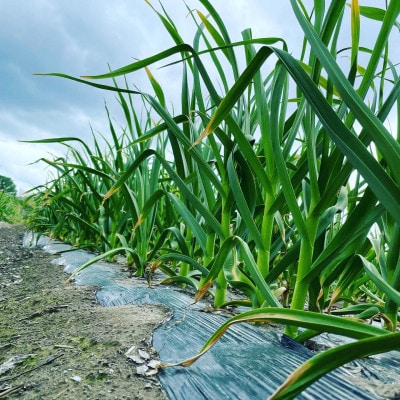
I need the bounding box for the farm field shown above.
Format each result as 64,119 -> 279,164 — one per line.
2,1 -> 400,398
0,224 -> 168,399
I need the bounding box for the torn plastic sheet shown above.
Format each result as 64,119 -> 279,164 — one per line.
25,233 -> 400,399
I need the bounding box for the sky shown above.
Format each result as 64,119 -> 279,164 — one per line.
0,0 -> 388,193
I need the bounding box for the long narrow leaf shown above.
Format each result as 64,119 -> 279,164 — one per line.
270,332 -> 400,400
160,307 -> 387,369
360,255 -> 400,304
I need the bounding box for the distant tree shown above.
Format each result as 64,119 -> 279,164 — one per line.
0,175 -> 17,196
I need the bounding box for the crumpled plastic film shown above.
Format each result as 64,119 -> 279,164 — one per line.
97,286 -> 378,399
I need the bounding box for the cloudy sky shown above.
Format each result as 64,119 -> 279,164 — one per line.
0,0 -> 385,193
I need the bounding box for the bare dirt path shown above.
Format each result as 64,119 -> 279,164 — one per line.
0,223 -> 169,399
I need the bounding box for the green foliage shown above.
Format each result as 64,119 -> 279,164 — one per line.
0,176 -> 26,224
0,191 -> 24,224
27,0 -> 400,397
0,175 -> 17,196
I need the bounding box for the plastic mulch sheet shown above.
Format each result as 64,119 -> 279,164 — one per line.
25,233 -> 400,400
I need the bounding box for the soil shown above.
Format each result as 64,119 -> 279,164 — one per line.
0,223 -> 170,399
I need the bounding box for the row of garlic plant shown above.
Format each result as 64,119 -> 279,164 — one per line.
26,91 -> 173,276
26,1 -> 400,397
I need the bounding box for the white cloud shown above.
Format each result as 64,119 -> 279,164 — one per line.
0,137 -> 58,193
0,106 -> 114,192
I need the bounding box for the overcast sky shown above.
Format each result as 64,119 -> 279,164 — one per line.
0,0 -> 387,193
